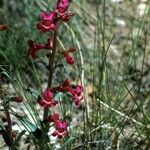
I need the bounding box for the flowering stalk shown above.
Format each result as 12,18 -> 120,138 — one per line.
27,0 -> 83,145
42,32 -> 58,145
44,31 -> 57,121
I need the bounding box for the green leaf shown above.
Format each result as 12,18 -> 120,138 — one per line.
0,125 -> 4,130
12,130 -> 26,150
16,115 -> 37,132
26,88 -> 40,99
60,137 -> 75,149
0,70 -> 11,80
22,117 -> 37,131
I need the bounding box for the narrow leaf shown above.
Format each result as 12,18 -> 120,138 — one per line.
60,137 -> 75,149
12,130 -> 26,149
26,88 -> 40,99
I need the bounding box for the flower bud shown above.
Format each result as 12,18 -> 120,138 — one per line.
0,24 -> 8,31
11,96 -> 23,103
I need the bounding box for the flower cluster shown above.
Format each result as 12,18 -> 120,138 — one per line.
62,47 -> 76,65
27,0 -> 83,139
38,79 -> 83,139
38,89 -> 58,107
38,78 -> 83,108
27,0 -> 75,60
52,79 -> 83,106
47,113 -> 68,138
37,0 -> 74,32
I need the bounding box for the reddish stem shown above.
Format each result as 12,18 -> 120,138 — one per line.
0,77 -> 12,148
43,31 -> 57,121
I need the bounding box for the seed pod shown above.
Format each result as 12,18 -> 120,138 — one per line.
11,96 -> 23,103
0,24 -> 8,31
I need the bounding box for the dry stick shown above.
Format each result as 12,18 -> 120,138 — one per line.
111,129 -> 120,150
90,99 -> 147,135
0,76 -> 12,149
98,99 -> 145,127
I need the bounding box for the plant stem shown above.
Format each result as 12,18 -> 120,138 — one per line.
43,31 -> 57,121
0,76 -> 12,150
40,31 -> 57,149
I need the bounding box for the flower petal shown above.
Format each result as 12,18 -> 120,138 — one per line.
36,21 -> 57,32
56,0 -> 69,13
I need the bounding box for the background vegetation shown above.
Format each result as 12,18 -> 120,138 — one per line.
0,0 -> 150,149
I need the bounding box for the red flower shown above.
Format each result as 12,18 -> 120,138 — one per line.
62,47 -> 76,65
11,131 -> 17,138
27,40 -> 45,59
47,113 -> 68,138
45,38 -> 53,49
56,0 -> 69,14
73,85 -> 83,96
60,12 -> 74,22
11,96 -> 23,103
54,120 -> 68,132
27,38 -> 53,59
71,85 -> 83,106
38,89 -> 58,107
62,51 -> 75,65
52,79 -> 70,93
36,20 -> 58,32
36,1 -> 73,32
63,82 -> 83,106
63,84 -> 74,94
73,95 -> 83,106
53,79 -> 83,106
68,47 -> 76,52
37,11 -> 59,32
0,24 -> 8,31
47,113 -> 60,122
52,130 -> 68,139
40,11 -> 58,21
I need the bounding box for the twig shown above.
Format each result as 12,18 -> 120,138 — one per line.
97,99 -> 145,127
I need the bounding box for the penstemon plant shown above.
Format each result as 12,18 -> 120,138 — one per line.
27,0 -> 83,148
0,0 -> 83,149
